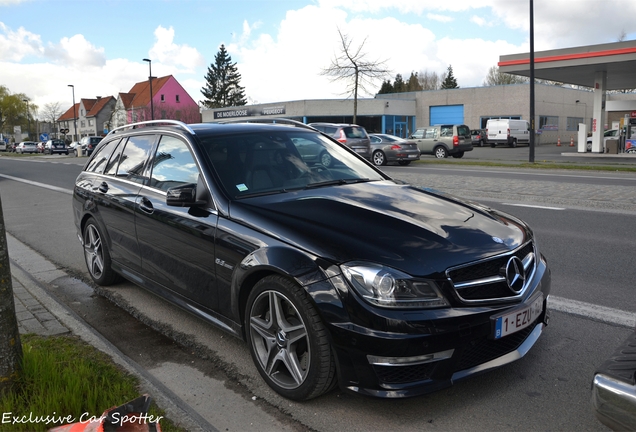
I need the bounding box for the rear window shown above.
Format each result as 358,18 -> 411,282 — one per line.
456,125 -> 470,137
51,140 -> 65,146
343,127 -> 367,139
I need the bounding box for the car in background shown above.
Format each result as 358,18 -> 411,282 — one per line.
7,143 -> 17,152
45,139 -> 69,155
0,141 -> 6,152
409,124 -> 473,158
78,136 -> 103,156
591,327 -> 636,430
73,119 -> 550,402
368,133 -> 420,166
37,142 -> 45,153
16,141 -> 38,154
586,129 -> 620,152
471,129 -> 487,147
307,122 -> 372,160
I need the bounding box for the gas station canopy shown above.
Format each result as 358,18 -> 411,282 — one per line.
498,40 -> 636,91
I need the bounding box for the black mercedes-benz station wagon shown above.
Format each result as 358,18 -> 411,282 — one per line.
73,119 -> 551,401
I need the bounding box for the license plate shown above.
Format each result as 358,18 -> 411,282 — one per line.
354,148 -> 365,153
493,293 -> 543,339
408,154 -> 418,158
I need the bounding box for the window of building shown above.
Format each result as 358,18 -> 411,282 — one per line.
88,119 -> 94,126
161,94 -> 165,102
81,109 -> 85,116
539,115 -> 559,130
81,121 -> 86,127
161,110 -> 167,119
176,95 -> 180,103
566,117 -> 583,131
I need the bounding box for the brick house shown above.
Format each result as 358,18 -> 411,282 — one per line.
112,75 -> 200,129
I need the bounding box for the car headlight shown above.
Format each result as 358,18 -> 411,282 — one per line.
341,262 -> 449,309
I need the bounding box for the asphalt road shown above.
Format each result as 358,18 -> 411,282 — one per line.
1,151 -> 635,431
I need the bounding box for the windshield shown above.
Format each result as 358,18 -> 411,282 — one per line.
200,130 -> 386,199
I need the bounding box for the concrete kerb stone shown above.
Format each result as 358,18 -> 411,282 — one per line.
6,232 -> 216,432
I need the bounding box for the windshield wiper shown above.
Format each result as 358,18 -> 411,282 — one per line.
304,178 -> 371,189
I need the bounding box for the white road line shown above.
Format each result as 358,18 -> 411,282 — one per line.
0,174 -> 73,195
549,295 -> 635,328
502,203 -> 565,210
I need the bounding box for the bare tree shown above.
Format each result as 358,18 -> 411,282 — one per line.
483,66 -> 529,86
321,28 -> 391,123
0,194 -> 22,395
40,102 -> 63,124
418,70 -> 441,90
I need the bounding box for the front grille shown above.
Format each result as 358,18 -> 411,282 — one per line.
455,321 -> 536,371
447,242 -> 535,303
373,363 -> 437,385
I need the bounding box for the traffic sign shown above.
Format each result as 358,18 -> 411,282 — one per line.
40,133 -> 49,141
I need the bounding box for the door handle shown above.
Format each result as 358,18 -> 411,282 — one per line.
138,197 -> 154,214
97,182 -> 108,193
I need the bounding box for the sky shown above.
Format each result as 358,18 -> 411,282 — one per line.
2,0 -> 636,117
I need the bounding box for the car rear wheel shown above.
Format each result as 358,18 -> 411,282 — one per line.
245,275 -> 337,401
510,139 -> 518,148
372,150 -> 386,166
434,146 -> 448,158
452,151 -> 465,159
82,218 -> 121,286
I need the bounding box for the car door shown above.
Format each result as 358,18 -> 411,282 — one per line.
134,134 -> 219,310
413,127 -> 437,154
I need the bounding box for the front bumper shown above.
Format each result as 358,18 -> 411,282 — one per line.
591,329 -> 636,431
320,254 -> 551,398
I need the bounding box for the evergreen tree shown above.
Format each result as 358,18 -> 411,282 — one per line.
441,65 -> 459,89
376,80 -> 394,95
406,72 -> 423,92
201,45 -> 247,108
393,74 -> 406,93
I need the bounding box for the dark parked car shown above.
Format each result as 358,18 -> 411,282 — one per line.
471,129 -> 487,147
368,133 -> 420,166
307,122 -> 372,160
77,136 -> 103,156
45,139 -> 69,155
73,119 -> 551,401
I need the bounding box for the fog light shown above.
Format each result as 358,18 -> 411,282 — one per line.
367,349 -> 454,366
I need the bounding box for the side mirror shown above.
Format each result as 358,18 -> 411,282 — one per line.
166,183 -> 198,207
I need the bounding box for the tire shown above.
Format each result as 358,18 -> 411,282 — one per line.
479,139 -> 485,147
319,151 -> 333,168
490,143 -> 496,148
372,150 -> 386,166
397,160 -> 411,166
434,146 -> 448,159
452,151 -> 465,159
245,275 -> 337,401
510,139 -> 517,148
82,218 -> 122,286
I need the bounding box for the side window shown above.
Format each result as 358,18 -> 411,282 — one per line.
440,126 -> 453,137
116,135 -> 155,183
85,139 -> 122,174
149,135 -> 199,192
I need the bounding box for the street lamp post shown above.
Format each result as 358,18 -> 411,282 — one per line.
22,99 -> 31,141
142,58 -> 154,120
68,85 -> 77,141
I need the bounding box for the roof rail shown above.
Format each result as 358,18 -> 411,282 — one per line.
107,120 -> 195,136
218,118 -> 317,131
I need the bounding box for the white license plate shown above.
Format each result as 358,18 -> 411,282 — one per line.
493,293 -> 543,339
408,154 -> 418,158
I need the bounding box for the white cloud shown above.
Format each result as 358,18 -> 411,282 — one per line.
0,22 -> 42,61
148,25 -> 206,72
43,34 -> 106,67
426,13 -> 453,23
470,15 -> 487,27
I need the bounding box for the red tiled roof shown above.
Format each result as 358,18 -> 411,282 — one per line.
118,93 -> 136,110
128,75 -> 172,108
87,96 -> 114,117
58,103 -> 80,121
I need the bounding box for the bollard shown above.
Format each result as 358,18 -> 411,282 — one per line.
557,137 -> 561,146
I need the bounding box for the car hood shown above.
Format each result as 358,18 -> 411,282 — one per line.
231,181 -> 530,277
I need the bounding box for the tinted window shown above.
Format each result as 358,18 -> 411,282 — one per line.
149,136 -> 199,192
457,125 -> 470,137
343,127 -> 367,139
87,139 -> 122,174
115,135 -> 155,183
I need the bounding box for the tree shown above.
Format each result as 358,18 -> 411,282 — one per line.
40,102 -> 63,125
483,66 -> 530,86
406,72 -> 423,92
321,28 -> 391,124
440,65 -> 459,89
0,86 -> 30,139
0,194 -> 22,395
393,74 -> 406,93
418,69 -> 441,90
376,80 -> 394,95
201,44 -> 247,108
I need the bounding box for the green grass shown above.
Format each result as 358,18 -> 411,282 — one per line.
0,334 -> 184,432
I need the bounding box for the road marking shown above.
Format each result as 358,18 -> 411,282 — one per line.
549,295 -> 635,328
0,173 -> 73,195
502,203 -> 565,210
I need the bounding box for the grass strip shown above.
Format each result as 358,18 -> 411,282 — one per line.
0,334 -> 184,432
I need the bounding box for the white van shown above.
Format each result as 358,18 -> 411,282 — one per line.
486,119 -> 530,147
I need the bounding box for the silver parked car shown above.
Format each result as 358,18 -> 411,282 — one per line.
369,134 -> 420,166
307,122 -> 372,160
16,141 -> 38,154
410,124 -> 473,159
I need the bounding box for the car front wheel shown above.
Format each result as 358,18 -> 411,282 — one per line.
372,150 -> 386,166
452,151 -> 465,158
434,146 -> 448,158
245,275 -> 337,401
82,218 -> 121,286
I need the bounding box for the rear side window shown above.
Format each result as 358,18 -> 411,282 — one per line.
85,139 -> 122,174
456,125 -> 470,137
105,134 -> 155,183
323,126 -> 338,135
343,127 -> 367,139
